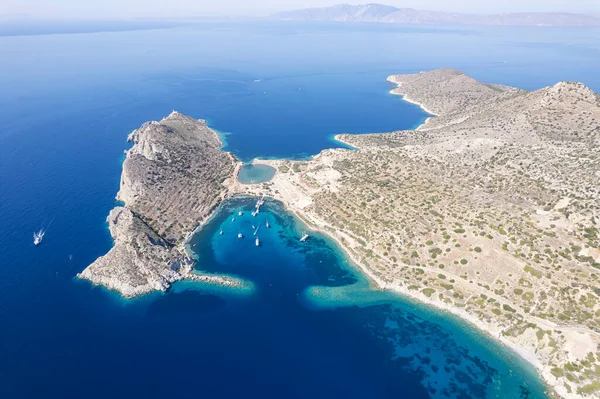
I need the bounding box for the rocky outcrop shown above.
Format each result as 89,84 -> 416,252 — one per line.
77,207 -> 188,298
78,112 -> 236,298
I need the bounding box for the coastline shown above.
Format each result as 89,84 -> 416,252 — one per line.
181,158 -> 243,253
227,184 -> 553,395
285,201 -> 544,366
386,75 -> 438,128
242,77 -> 559,396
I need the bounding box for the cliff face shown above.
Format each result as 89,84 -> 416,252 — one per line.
78,207 -> 184,298
78,112 -> 236,298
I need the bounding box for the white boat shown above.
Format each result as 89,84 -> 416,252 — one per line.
238,232 -> 243,239
255,237 -> 260,247
219,230 -> 224,235
33,229 -> 45,246
238,211 -> 243,216
300,232 -> 309,242
266,220 -> 270,228
231,217 -> 235,222
253,196 -> 265,216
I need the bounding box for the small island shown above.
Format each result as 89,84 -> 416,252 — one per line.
80,70 -> 600,398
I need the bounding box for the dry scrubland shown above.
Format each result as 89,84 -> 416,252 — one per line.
240,70 -> 600,398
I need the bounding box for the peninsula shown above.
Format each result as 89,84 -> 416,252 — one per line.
78,112 -> 240,297
80,70 -> 600,398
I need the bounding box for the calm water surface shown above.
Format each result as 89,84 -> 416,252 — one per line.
2,21 -> 599,398
237,164 -> 277,183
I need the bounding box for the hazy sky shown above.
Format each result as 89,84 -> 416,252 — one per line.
2,0 -> 600,19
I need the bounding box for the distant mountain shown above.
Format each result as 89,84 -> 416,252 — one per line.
273,3 -> 600,27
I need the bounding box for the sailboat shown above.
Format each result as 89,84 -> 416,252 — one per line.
265,219 -> 270,228
33,229 -> 45,246
255,236 -> 260,247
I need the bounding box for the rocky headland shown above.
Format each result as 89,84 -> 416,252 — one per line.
78,112 -> 238,297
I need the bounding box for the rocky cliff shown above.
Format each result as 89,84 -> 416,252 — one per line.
78,112 -> 236,298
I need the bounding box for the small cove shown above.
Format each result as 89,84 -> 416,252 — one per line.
185,197 -> 549,399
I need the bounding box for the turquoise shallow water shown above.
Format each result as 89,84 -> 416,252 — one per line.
2,20 -> 598,398
186,198 -> 548,398
237,164 -> 277,184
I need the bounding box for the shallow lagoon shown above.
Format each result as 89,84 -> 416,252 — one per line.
186,197 -> 548,398
237,163 -> 277,184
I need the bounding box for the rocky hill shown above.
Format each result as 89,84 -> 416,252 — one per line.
78,112 -> 236,297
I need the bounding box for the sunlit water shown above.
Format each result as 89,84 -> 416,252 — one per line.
2,20 -> 599,398
185,198 -> 547,398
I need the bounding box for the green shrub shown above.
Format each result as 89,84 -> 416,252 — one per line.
502,304 -> 516,313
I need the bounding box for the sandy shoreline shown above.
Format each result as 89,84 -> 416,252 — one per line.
284,199 -> 543,363
243,77 -> 561,396
232,181 -> 554,396
186,77 -> 577,397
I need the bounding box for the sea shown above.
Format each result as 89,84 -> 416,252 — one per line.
1,20 -> 599,398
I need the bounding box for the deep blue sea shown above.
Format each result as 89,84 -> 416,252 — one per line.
1,21 -> 600,398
